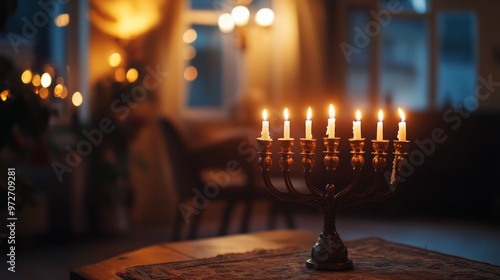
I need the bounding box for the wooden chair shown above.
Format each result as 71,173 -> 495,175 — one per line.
159,118 -> 295,241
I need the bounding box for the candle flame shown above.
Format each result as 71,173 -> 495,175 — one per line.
378,109 -> 383,122
262,109 -> 268,121
355,110 -> 361,121
307,107 -> 312,120
329,104 -> 335,119
284,108 -> 289,121
398,107 -> 405,122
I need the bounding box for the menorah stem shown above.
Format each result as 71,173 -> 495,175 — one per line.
306,217 -> 353,271
323,137 -> 340,198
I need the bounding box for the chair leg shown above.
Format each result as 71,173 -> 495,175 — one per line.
187,210 -> 202,240
171,210 -> 184,241
240,198 -> 253,233
267,201 -> 279,230
218,200 -> 237,236
282,203 -> 296,229
267,201 -> 296,230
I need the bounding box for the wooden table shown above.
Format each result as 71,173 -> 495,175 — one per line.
70,229 -> 318,280
71,229 -> 500,280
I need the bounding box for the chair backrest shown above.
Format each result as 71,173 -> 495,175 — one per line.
158,118 -> 202,199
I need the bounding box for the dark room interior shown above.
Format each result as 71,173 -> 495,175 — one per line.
1,0 -> 500,279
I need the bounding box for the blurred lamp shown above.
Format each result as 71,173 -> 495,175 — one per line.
218,4 -> 274,48
218,13 -> 235,33
255,8 -> 274,27
231,6 -> 250,26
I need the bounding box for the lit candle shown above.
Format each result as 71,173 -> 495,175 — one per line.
352,110 -> 361,140
377,109 -> 384,141
327,104 -> 335,138
283,108 -> 290,139
261,109 -> 270,140
305,107 -> 312,140
397,108 -> 406,141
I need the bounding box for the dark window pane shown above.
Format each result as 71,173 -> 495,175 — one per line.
187,24 -> 223,108
190,0 -> 216,10
380,0 -> 429,14
437,12 -> 477,108
345,9 -> 370,109
379,18 -> 429,110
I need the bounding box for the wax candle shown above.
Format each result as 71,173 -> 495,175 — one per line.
261,109 -> 270,140
305,107 -> 312,140
397,108 -> 406,141
352,110 -> 361,140
327,104 -> 335,138
283,108 -> 290,139
377,109 -> 383,141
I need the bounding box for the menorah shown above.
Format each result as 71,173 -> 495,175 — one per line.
257,136 -> 410,271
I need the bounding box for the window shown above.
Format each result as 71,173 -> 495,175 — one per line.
345,10 -> 371,110
344,0 -> 478,112
379,18 -> 429,110
182,1 -> 240,119
185,24 -> 223,108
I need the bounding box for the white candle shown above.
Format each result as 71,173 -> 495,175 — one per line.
261,109 -> 270,140
327,104 -> 335,138
352,110 -> 361,140
305,107 -> 312,140
283,108 -> 290,139
397,108 -> 406,141
377,109 -> 383,141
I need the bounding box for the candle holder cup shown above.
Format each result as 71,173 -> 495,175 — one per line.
257,137 -> 410,271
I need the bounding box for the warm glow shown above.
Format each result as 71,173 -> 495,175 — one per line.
183,66 -> 198,81
356,110 -> 361,121
183,46 -> 196,60
21,69 -> 32,84
60,85 -> 68,99
39,87 -> 49,99
262,109 -> 268,121
108,52 -> 122,68
114,68 -> 126,82
32,74 -> 41,87
1,89 -> 10,101
54,13 -> 70,27
54,84 -> 63,97
378,110 -> 384,122
43,65 -> 55,77
398,108 -> 405,122
183,29 -> 197,43
89,0 -> 164,40
284,108 -> 289,120
56,76 -> 64,85
218,13 -> 235,33
72,91 -> 83,107
41,72 -> 52,88
329,104 -> 335,118
255,8 -> 274,27
126,68 -> 139,83
307,107 -> 312,120
231,5 -> 250,26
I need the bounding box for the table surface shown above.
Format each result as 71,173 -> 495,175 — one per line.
70,229 -> 318,280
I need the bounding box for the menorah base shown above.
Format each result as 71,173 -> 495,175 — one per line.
306,258 -> 353,271
304,228 -> 354,271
